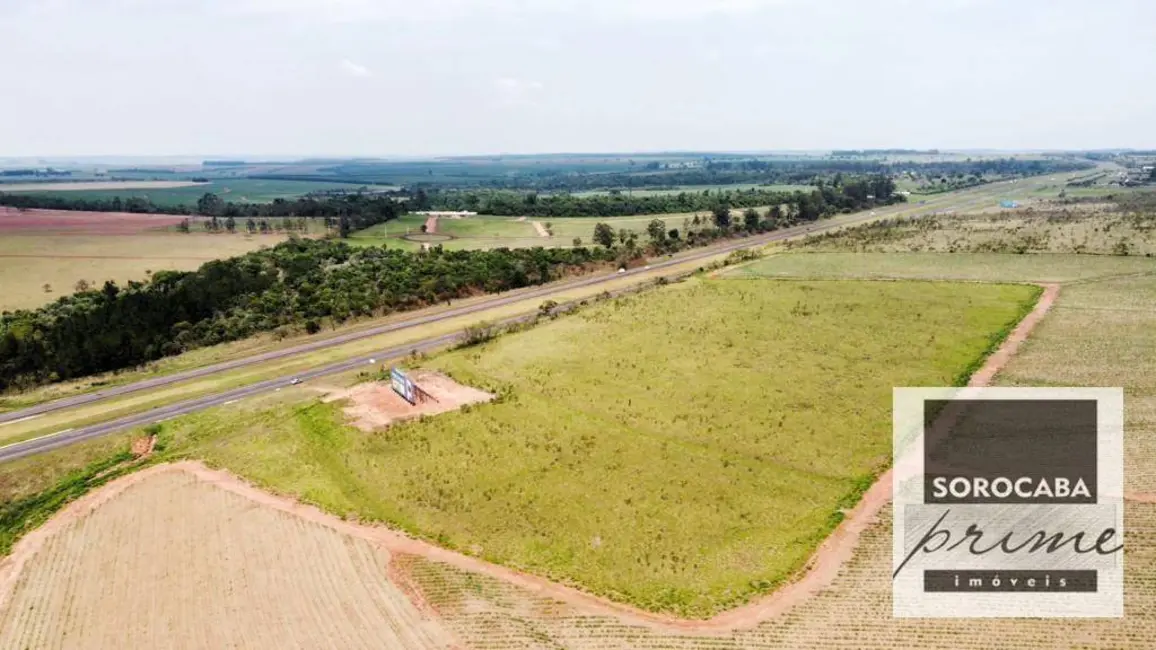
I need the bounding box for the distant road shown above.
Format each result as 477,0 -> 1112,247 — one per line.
0,176 -> 1072,463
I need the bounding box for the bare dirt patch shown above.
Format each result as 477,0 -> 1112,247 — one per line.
0,207 -> 185,234
424,215 -> 439,234
531,220 -> 550,237
325,371 -> 495,432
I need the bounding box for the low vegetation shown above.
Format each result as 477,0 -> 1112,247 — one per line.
142,277 -> 1036,617
790,191 -> 1156,256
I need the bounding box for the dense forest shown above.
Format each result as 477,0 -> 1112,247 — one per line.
422,175 -> 903,218
0,241 -> 615,390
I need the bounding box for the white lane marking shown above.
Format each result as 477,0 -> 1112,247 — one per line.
0,428 -> 75,451
0,413 -> 45,427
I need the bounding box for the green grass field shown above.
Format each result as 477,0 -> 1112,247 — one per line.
7,179 -> 397,206
150,277 -> 1035,617
568,184 -> 812,198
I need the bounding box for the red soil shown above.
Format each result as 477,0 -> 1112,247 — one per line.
0,207 -> 186,234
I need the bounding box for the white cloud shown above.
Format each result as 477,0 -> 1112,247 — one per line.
339,59 -> 372,77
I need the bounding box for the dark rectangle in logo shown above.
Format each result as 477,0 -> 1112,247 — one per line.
924,570 -> 1097,592
924,399 -> 1097,504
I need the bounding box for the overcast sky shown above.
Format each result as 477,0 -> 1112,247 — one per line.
1,0 -> 1154,157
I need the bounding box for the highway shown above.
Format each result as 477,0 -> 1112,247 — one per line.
0,175 -> 1073,463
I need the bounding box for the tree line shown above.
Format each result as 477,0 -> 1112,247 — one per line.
424,175 -> 902,218
0,240 -> 615,390
0,192 -> 403,237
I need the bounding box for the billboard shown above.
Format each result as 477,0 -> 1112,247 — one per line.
390,367 -> 417,405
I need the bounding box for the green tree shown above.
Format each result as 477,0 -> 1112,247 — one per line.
196,192 -> 225,217
646,219 -> 667,245
176,219 -> 190,233
593,222 -> 615,248
742,208 -> 760,231
225,216 -> 236,233
768,205 -> 783,224
712,204 -> 732,229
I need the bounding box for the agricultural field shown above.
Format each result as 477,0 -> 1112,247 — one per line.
138,277 -> 1037,618
0,466 -> 454,649
7,249 -> 1156,647
789,191 -> 1156,256
0,224 -> 285,313
3,178 -> 397,206
0,180 -> 206,192
568,183 -> 813,197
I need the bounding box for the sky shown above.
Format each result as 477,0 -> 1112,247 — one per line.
1,0 -> 1154,157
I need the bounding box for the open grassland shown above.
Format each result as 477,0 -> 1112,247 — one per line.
0,233 -> 283,312
393,501 -> 1156,649
732,251 -> 1156,283
791,192 -> 1156,256
350,213 -> 711,251
5,178 -> 398,205
0,468 -> 453,650
143,278 -> 1036,618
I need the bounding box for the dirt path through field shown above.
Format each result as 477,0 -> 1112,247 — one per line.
424,216 -> 438,234
531,221 -> 550,237
0,284 -> 1065,635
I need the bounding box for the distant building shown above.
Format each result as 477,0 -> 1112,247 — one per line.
413,211 -> 478,217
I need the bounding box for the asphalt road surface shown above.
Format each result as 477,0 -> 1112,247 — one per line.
0,177 -> 1072,463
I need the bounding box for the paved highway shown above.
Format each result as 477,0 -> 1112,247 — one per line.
0,176 -> 1071,463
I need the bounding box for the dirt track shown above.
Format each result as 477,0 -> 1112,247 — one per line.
424,215 -> 438,234
0,283 -> 1068,635
531,220 -> 550,237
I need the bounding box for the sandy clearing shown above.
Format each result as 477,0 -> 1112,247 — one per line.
324,371 -> 494,431
424,215 -> 438,234
531,220 -> 550,237
0,181 -> 206,192
0,464 -> 457,649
